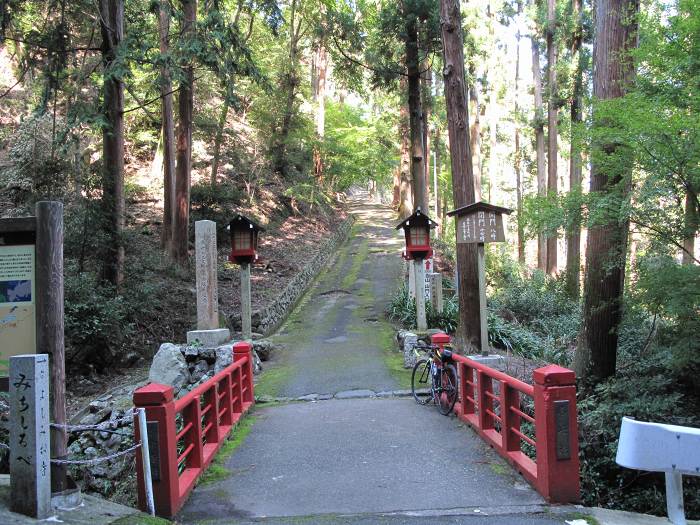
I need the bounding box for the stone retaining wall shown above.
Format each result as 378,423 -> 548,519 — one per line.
230,215 -> 355,335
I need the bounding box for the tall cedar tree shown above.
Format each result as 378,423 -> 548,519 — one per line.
545,0 -> 558,274
173,0 -> 196,265
439,0 -> 483,352
159,0 -> 176,252
576,0 -> 639,379
566,0 -> 584,295
99,0 -> 125,287
531,29 -> 547,270
405,13 -> 427,213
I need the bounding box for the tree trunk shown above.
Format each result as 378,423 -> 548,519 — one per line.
173,0 -> 195,265
434,125 -> 442,224
392,168 -> 401,208
682,190 -> 698,264
532,36 -> 547,271
210,101 -> 229,186
545,0 -> 558,275
566,0 -> 583,295
405,16 -> 427,213
576,0 -> 639,380
468,70 -> 483,198
99,0 -> 125,287
159,0 -> 176,252
486,0 -> 497,202
515,25 -> 525,264
422,63 -> 432,211
398,92 -> 413,219
313,44 -> 327,181
274,0 -> 301,176
440,0 -> 482,353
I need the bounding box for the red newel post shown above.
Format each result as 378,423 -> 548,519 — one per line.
533,365 -> 580,503
133,383 -> 179,518
233,341 -> 254,405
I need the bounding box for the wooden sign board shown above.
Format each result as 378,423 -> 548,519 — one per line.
457,211 -> 505,244
0,218 -> 37,389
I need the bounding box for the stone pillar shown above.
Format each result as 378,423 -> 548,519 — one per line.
195,220 -> 218,330
414,259 -> 427,331
10,354 -> 51,519
408,260 -> 416,300
430,272 -> 443,314
240,262 -> 252,341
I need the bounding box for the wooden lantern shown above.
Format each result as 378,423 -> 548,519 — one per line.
447,201 -> 512,244
396,208 -> 438,260
227,213 -> 264,265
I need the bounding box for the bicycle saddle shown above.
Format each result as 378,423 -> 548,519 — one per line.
440,348 -> 453,361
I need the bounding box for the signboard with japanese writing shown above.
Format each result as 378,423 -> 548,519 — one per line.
457,210 -> 506,244
0,219 -> 37,383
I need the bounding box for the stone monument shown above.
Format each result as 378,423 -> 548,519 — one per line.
187,221 -> 230,347
10,354 -> 51,519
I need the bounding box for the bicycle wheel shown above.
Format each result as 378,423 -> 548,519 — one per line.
436,363 -> 458,415
411,359 -> 432,405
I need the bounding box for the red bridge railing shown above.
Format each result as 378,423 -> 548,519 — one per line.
133,342 -> 255,518
433,334 -> 580,504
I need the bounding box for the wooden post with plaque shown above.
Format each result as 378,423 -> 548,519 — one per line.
448,202 -> 512,355
1,202 -> 67,491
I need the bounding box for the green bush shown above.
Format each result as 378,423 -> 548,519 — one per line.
578,351 -> 700,518
387,282 -> 457,334
64,270 -> 131,369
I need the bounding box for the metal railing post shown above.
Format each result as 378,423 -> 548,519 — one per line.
137,408 -> 155,516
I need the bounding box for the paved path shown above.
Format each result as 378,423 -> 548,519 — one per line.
179,197 -> 574,524
256,198 -> 408,399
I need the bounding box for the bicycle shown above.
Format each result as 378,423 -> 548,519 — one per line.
411,343 -> 458,415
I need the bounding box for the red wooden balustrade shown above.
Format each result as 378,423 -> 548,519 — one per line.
432,333 -> 580,503
133,342 -> 255,518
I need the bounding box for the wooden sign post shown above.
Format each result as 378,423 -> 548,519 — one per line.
448,202 -> 512,356
35,202 -> 68,491
1,202 -> 67,491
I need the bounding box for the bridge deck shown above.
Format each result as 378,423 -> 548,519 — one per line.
178,197 -> 571,524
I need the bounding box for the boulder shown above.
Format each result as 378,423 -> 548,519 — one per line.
184,345 -> 200,360
199,346 -> 217,363
190,360 -> 209,383
149,343 -> 190,393
252,340 -> 278,361
402,332 -> 419,369
214,345 -> 233,374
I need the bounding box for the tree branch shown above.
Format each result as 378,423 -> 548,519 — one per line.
121,75 -> 203,115
630,217 -> 700,264
331,34 -> 406,78
124,84 -> 160,124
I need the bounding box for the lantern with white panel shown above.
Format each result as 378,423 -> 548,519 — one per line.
447,201 -> 512,356
396,208 -> 438,332
227,214 -> 265,340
